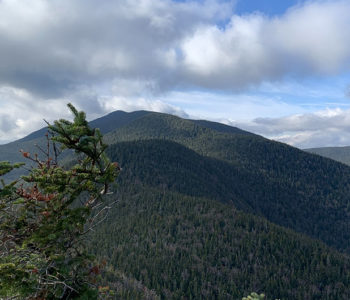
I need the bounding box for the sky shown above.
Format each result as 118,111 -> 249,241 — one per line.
1,0 -> 350,148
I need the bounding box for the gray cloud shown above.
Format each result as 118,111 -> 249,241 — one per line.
0,114 -> 17,132
1,0 -> 350,145
0,0 -> 349,98
0,0 -> 234,98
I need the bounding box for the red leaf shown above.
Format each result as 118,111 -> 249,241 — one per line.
20,150 -> 30,158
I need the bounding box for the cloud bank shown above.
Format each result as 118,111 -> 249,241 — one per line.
0,0 -> 349,95
0,0 -> 234,97
1,0 -> 350,147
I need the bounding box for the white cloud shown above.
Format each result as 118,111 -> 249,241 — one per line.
0,86 -> 71,143
178,0 -> 350,89
234,108 -> 350,148
180,14 -> 269,85
269,1 -> 350,74
165,90 -> 305,120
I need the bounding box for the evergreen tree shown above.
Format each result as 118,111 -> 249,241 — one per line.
0,104 -> 119,299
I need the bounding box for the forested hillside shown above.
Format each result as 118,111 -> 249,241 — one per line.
2,110 -> 350,299
91,185 -> 350,299
105,113 -> 350,253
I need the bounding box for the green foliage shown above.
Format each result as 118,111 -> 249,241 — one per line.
0,161 -> 23,204
242,292 -> 266,300
0,161 -> 24,176
0,104 -> 119,299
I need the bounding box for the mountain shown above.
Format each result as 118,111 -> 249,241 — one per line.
105,112 -> 350,253
2,110 -> 350,299
0,110 -> 253,165
305,146 -> 350,166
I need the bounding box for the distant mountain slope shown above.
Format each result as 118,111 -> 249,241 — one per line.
17,127 -> 49,143
106,113 -> 350,253
305,146 -> 350,166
